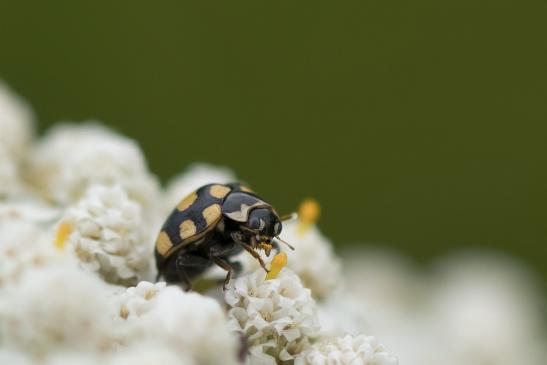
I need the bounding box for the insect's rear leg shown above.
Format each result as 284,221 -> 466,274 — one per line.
177,268 -> 193,292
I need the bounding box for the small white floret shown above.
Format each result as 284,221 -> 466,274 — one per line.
116,281 -> 167,320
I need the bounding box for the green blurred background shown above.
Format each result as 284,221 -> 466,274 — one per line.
1,2 -> 546,285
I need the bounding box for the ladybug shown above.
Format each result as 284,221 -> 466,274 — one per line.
154,182 -> 294,290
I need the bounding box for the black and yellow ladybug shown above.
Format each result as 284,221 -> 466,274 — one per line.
155,182 -> 294,290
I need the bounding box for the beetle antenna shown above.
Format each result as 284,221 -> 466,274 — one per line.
280,213 -> 298,222
275,236 -> 295,250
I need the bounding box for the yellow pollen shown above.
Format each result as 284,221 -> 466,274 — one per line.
54,221 -> 73,251
119,305 -> 129,319
297,198 -> 320,234
266,252 -> 288,280
260,242 -> 273,257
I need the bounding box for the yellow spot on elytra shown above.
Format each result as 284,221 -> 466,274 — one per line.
266,252 -> 288,280
180,219 -> 197,240
210,185 -> 231,199
297,198 -> 320,234
156,231 -> 174,256
54,221 -> 73,251
177,192 -> 197,211
202,204 -> 222,226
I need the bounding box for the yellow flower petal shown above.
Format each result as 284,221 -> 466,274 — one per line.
54,221 -> 73,251
297,198 -> 321,234
266,252 -> 288,280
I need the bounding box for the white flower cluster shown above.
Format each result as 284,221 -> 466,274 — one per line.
297,334 -> 398,365
0,219 -> 59,293
225,266 -> 397,365
342,249 -> 547,365
0,81 -> 34,199
0,81 -> 34,161
116,280 -> 166,320
428,253 -> 546,365
0,80 -> 545,365
281,220 -> 343,300
0,198 -> 61,224
0,269 -> 238,365
62,185 -> 153,285
225,267 -> 321,363
116,282 -> 239,365
25,123 -> 160,210
0,264 -> 115,356
7,79 -> 543,365
104,342 -> 197,365
0,147 -> 21,199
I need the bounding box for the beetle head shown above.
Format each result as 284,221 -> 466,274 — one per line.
244,208 -> 281,255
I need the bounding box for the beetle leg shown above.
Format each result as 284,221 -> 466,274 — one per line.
240,242 -> 270,273
177,268 -> 193,292
230,232 -> 270,273
212,257 -> 235,290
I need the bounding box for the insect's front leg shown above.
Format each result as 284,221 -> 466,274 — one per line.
230,232 -> 269,273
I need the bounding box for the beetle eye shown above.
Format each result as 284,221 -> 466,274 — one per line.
248,216 -> 259,230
